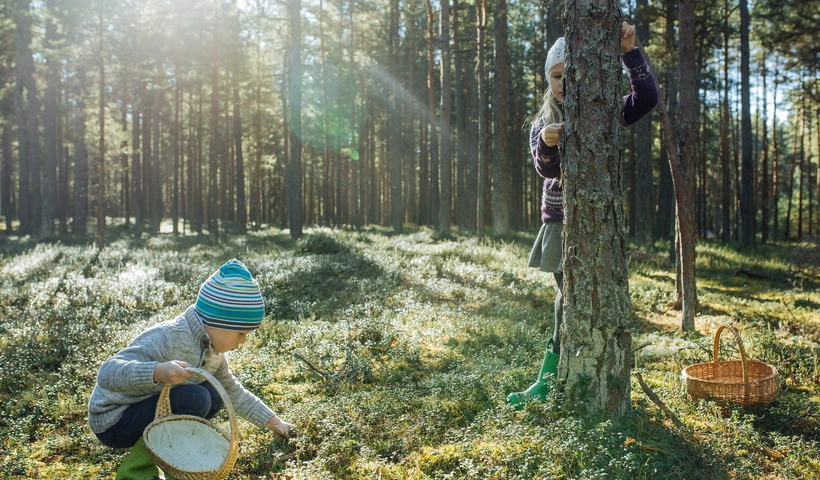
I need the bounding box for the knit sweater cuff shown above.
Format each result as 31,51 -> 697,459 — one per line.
245,403 -> 276,429
133,361 -> 159,389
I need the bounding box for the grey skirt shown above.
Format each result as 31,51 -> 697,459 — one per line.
528,222 -> 563,273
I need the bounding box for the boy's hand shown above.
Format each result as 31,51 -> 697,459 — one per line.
621,21 -> 637,54
266,414 -> 298,439
153,360 -> 193,385
541,123 -> 564,147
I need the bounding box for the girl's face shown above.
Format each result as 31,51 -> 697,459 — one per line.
549,63 -> 565,103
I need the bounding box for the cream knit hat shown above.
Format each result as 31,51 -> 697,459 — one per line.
545,37 -> 566,77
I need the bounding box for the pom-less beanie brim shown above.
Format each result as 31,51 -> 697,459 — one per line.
195,259 -> 265,331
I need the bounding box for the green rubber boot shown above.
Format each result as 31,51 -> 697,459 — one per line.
114,437 -> 159,480
507,339 -> 560,410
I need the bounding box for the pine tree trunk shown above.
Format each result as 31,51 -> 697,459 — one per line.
41,0 -> 59,238
391,0 -> 403,232
151,88 -> 161,236
475,0 -> 487,239
772,64 -> 779,239
133,100 -> 143,237
633,0 -> 653,245
209,48 -> 221,242
425,0 -> 439,227
721,2 -> 730,242
58,82 -> 67,234
14,0 -> 34,234
2,125 -> 12,231
454,0 -> 468,231
560,0 -> 632,414
438,0 -> 452,233
785,98 -> 802,241
760,55 -> 769,243
122,85 -> 130,229
233,82 -> 246,233
73,65 -> 89,235
492,0 -> 511,236
173,64 -> 181,234
675,0 -> 697,331
97,14 -> 106,249
287,0 -> 303,239
739,0 -> 753,246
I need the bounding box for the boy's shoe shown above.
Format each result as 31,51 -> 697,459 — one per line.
115,437 -> 159,480
507,340 -> 560,410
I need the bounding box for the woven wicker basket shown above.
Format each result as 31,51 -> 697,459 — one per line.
143,368 -> 239,480
682,325 -> 778,410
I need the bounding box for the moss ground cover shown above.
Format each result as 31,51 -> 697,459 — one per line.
0,226 -> 817,479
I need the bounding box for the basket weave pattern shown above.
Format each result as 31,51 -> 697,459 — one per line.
143,367 -> 239,480
682,325 -> 778,409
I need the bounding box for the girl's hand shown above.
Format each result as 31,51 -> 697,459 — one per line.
541,123 -> 564,147
266,414 -> 298,439
153,360 -> 192,385
620,21 -> 637,54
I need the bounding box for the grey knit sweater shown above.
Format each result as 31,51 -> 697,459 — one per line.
88,305 -> 275,434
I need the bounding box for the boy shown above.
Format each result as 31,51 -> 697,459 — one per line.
88,259 -> 296,479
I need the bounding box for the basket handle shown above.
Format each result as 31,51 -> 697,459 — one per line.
713,325 -> 750,397
154,367 -> 239,460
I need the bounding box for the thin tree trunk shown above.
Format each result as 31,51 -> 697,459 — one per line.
41,0 -> 59,238
425,0 -> 439,227
287,0 -> 303,239
721,0 -> 730,242
2,125 -> 12,231
771,62 -> 779,240
475,0 -> 487,239
675,0 -> 698,330
14,0 -> 34,234
58,83 -> 67,234
151,88 -> 161,236
133,99 -> 143,237
97,13 -> 106,249
785,99 -> 803,241
391,0 -> 403,232
173,63 -> 181,234
438,0 -> 452,233
760,54 -> 770,242
233,81 -> 246,233
209,39 -> 221,242
633,0 -> 653,245
73,65 -> 89,235
492,0 -> 511,236
739,0 -> 753,246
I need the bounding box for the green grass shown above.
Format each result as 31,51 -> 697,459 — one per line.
0,225 -> 818,479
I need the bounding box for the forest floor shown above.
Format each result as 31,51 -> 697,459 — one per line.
1,224 -> 819,479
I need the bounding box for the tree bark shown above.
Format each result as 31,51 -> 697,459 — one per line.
721,0 -> 730,242
14,0 -> 34,234
73,65 -> 89,235
233,81 -> 246,233
41,0 -> 59,238
391,0 -> 403,232
475,0 -> 487,239
151,88 -> 161,236
739,0 -> 754,246
97,13 -> 106,249
674,0 -> 698,331
287,0 -> 303,239
633,0 -> 654,246
760,54 -> 770,242
492,0 -> 511,236
425,0 -> 439,227
771,62 -> 779,240
560,0 -> 632,414
438,0 -> 452,234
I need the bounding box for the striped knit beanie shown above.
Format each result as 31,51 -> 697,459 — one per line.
195,259 -> 265,331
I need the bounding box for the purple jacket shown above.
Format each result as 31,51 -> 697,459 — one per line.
530,47 -> 659,224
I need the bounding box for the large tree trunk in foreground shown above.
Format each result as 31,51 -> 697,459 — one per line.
560,0 -> 632,414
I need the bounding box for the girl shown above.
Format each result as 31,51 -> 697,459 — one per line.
508,23 -> 658,407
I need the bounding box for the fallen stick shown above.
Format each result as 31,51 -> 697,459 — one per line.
634,372 -> 683,427
292,352 -> 329,379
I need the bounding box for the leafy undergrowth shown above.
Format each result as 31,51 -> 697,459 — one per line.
0,225 -> 818,479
